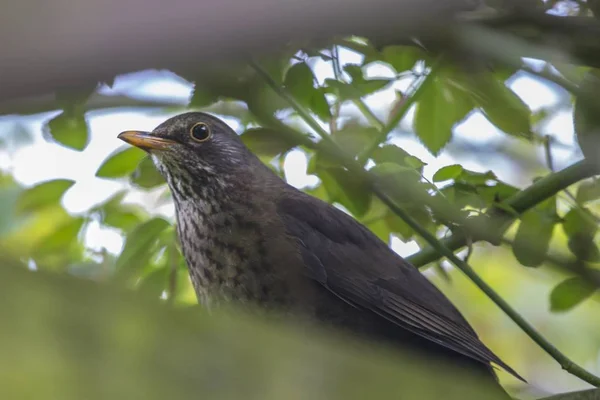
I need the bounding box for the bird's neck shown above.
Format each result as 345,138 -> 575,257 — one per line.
170,173 -> 281,307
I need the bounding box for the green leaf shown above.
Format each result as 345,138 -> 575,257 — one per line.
241,128 -> 298,160
370,162 -> 414,177
93,191 -> 147,232
333,122 -> 376,158
138,265 -> 169,299
563,207 -> 600,261
549,277 -> 597,312
568,236 -> 600,262
338,65 -> 392,97
310,89 -> 332,121
371,145 -> 410,163
371,145 -> 424,172
306,149 -> 341,175
16,179 -> 75,214
512,199 -> 557,267
105,210 -> 145,232
319,168 -> 372,217
457,169 -> 497,186
414,70 -> 473,155
130,157 -> 165,189
432,165 -> 463,182
284,62 -> 315,105
381,45 -> 423,73
442,183 -> 483,210
414,84 -> 453,155
563,207 -> 597,238
370,162 -> 425,204
574,69 -> 600,162
324,79 -> 362,100
35,217 -> 85,255
46,112 -> 90,151
477,182 -> 519,206
190,82 -> 218,108
248,80 -> 290,115
343,64 -> 363,82
386,206 -> 432,241
576,179 -> 600,204
469,76 -> 532,139
115,217 -> 171,278
404,156 -> 425,170
355,79 -> 392,96
365,218 -> 391,243
96,147 -> 147,178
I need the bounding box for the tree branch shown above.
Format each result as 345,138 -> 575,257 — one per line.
408,160 -> 598,267
0,0 -> 467,102
0,93 -> 188,116
0,260 -> 514,400
3,0 -> 600,103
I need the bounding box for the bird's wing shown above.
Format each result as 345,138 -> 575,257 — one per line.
277,192 -> 523,381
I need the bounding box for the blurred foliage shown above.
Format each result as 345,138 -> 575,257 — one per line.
2,0 -> 600,397
0,262 -> 521,400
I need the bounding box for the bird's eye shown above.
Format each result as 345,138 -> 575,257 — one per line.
190,122 -> 212,142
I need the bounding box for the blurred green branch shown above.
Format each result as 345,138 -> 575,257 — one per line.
0,261 -> 513,400
250,60 -> 600,387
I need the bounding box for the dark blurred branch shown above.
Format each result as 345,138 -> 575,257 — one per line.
0,261 -> 517,400
3,0 -> 600,103
474,13 -> 600,68
0,93 -> 188,116
0,0 -> 468,102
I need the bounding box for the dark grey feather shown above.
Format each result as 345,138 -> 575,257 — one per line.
277,192 -> 524,381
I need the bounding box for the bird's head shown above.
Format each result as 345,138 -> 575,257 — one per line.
118,112 -> 263,194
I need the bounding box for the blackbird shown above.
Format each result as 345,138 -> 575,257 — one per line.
118,112 -> 522,395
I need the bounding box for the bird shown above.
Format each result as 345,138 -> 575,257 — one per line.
118,111 -> 523,396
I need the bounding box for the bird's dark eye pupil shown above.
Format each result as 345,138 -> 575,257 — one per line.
190,123 -> 211,142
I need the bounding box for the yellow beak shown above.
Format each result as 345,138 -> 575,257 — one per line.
118,131 -> 177,151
